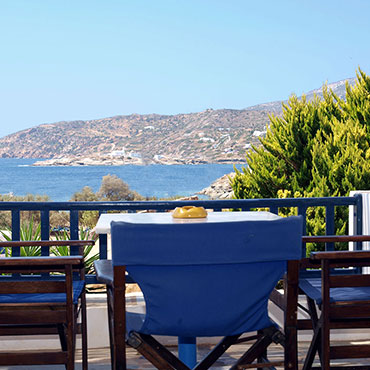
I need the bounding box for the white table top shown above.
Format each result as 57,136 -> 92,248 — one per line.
94,211 -> 281,234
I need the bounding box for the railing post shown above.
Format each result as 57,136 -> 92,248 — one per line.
99,211 -> 108,260
355,193 -> 363,250
325,205 -> 335,251
269,206 -> 278,215
11,210 -> 20,257
70,210 -> 79,255
298,205 -> 307,258
40,210 -> 50,256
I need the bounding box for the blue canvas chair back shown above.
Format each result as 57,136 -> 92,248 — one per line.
111,215 -> 303,338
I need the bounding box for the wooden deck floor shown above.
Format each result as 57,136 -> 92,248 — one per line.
2,340 -> 370,369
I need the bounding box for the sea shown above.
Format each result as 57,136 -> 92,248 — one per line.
0,158 -> 243,201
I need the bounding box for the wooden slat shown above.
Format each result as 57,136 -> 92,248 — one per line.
0,310 -> 66,324
0,325 -> 59,335
238,361 -> 284,369
0,256 -> 83,267
0,267 -> 78,274
329,319 -> 370,329
330,274 -> 370,288
312,366 -> 370,370
311,250 -> 370,260
330,305 -> 370,318
303,235 -> 370,244
0,351 -> 67,365
0,240 -> 94,248
327,261 -> 370,268
0,302 -> 66,307
330,344 -> 370,359
0,280 -> 65,294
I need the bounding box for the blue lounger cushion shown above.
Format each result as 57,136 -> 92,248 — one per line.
0,280 -> 85,304
300,278 -> 370,305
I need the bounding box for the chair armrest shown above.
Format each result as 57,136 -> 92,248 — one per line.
0,240 -> 94,257
0,256 -> 85,275
94,260 -> 113,286
0,256 -> 84,267
303,235 -> 370,243
0,240 -> 94,248
310,250 -> 370,261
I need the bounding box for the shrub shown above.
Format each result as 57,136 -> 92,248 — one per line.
232,69 -> 370,252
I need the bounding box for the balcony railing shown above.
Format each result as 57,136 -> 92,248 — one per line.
0,195 -> 363,284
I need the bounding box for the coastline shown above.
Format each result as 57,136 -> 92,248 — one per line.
1,158 -> 242,201
32,156 -> 246,166
197,172 -> 235,199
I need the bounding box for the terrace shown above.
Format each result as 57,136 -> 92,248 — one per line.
0,194 -> 369,369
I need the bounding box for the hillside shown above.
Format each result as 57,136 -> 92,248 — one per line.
0,109 -> 270,164
0,77 -> 355,165
245,77 -> 356,114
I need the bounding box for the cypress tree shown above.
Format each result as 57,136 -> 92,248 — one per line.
232,68 -> 370,247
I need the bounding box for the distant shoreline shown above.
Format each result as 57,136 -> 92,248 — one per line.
31,156 -> 245,167
1,158 -> 241,201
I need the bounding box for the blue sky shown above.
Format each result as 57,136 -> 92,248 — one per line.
1,0 -> 369,138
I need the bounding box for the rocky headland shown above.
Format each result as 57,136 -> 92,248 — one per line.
197,172 -> 235,199
0,77 -> 355,166
0,109 -> 267,165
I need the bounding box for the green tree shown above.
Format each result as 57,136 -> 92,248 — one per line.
97,174 -> 143,201
232,69 -> 370,250
71,186 -> 98,202
70,186 -> 99,228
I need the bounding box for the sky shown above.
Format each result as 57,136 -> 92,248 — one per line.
1,0 -> 370,138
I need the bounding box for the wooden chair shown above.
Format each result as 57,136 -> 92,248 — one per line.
0,240 -> 94,370
94,216 -> 303,370
298,238 -> 370,370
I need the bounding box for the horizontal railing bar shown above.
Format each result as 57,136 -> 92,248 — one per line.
0,196 -> 359,211
0,195 -> 363,285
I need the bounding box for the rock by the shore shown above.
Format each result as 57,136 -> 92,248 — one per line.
197,172 -> 236,199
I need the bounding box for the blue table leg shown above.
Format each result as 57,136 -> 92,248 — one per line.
178,336 -> 197,368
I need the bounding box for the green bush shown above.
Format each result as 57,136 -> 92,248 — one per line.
232,69 -> 370,253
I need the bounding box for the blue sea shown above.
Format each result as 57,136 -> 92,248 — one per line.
0,158 -> 243,201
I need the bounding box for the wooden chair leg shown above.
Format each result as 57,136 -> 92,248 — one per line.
321,260 -> 330,370
58,324 -> 68,352
81,292 -> 88,370
107,286 -> 115,370
112,266 -> 127,370
306,296 -> 322,363
284,260 -> 299,370
67,316 -> 75,370
321,316 -> 330,370
128,332 -> 190,370
302,322 -> 321,370
193,335 -> 240,370
257,329 -> 268,366
230,333 -> 273,370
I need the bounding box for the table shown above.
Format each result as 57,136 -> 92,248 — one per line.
95,210 -> 280,234
95,210 -> 281,368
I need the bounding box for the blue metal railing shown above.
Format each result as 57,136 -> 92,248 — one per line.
0,195 -> 363,283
